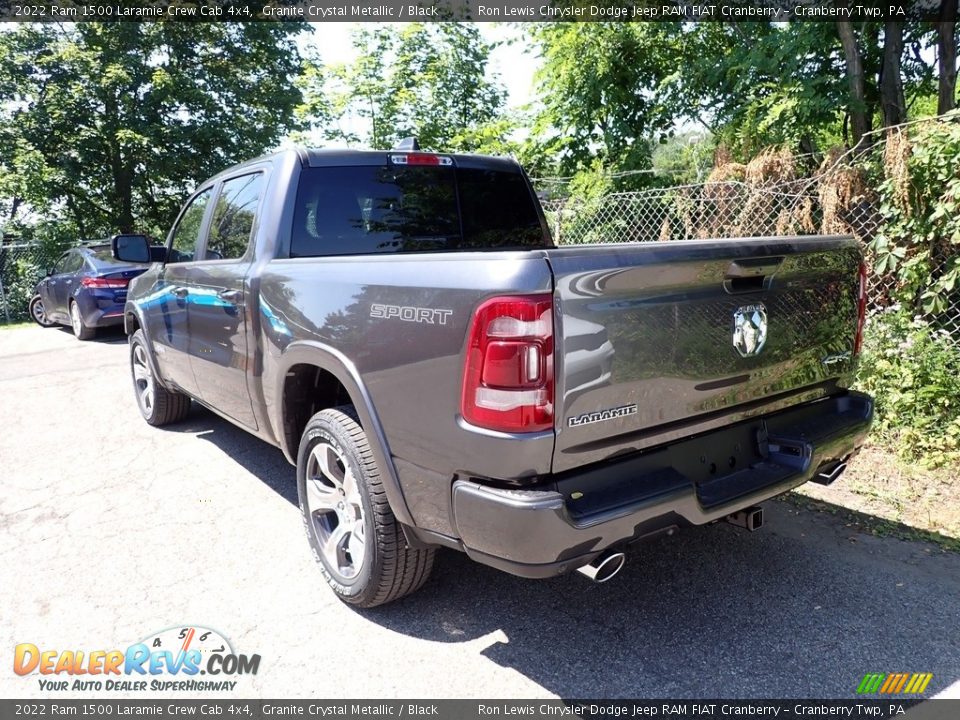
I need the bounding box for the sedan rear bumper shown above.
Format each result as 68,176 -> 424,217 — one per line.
450,391 -> 873,578
75,292 -> 127,328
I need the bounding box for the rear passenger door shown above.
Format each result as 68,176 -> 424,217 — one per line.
184,171 -> 265,429
49,251 -> 84,316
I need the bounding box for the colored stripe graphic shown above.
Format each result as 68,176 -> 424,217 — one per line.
857,674 -> 885,694
857,673 -> 933,694
904,674 -> 919,693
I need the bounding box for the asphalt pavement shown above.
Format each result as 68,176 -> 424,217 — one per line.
1,325 -> 958,699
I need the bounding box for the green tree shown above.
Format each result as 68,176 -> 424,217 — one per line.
0,22 -> 307,238
527,21 -> 942,173
306,23 -> 509,152
527,23 -> 687,177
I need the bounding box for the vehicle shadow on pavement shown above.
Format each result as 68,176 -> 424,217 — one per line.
162,406 -> 960,698
168,404 -> 300,506
367,503 -> 960,698
54,325 -> 128,344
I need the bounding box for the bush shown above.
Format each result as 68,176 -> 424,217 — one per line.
871,120 -> 960,316
856,308 -> 960,468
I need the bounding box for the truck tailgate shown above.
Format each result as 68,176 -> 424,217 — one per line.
545,236 -> 863,473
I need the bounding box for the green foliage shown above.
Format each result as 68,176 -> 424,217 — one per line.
526,21 -> 944,185
527,23 -> 686,176
651,132 -> 716,184
683,24 -> 848,156
870,118 -> 960,315
1,255 -> 43,322
856,310 -> 960,468
0,22 -> 307,239
309,24 -> 508,153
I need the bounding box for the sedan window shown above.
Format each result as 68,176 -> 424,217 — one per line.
53,253 -> 74,274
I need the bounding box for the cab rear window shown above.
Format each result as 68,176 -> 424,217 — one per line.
290,165 -> 546,257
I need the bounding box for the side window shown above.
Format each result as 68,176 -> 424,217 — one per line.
168,188 -> 213,263
53,253 -> 73,274
205,173 -> 264,261
62,252 -> 85,274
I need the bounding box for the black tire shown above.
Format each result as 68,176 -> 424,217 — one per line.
69,299 -> 96,340
129,330 -> 191,426
297,406 -> 435,608
29,295 -> 55,328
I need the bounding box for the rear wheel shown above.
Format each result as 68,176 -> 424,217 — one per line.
297,406 -> 435,607
130,330 -> 191,426
29,295 -> 55,328
69,300 -> 95,341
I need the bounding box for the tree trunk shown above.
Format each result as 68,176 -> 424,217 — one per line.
66,195 -> 88,242
837,22 -> 871,148
939,0 -> 958,114
8,197 -> 21,224
115,165 -> 135,233
880,22 -> 906,127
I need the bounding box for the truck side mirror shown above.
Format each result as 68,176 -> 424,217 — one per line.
112,234 -> 151,263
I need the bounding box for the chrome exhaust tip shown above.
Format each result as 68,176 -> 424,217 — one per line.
576,550 -> 626,583
726,506 -> 764,532
813,458 -> 849,485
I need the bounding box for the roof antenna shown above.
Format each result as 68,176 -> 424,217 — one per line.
394,137 -> 420,151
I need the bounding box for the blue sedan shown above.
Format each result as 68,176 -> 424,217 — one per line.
29,245 -> 149,340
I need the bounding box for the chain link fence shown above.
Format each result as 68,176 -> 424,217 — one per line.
536,144 -> 960,340
0,243 -> 62,324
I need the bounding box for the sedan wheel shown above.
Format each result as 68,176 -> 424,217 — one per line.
29,295 -> 54,328
69,300 -> 95,340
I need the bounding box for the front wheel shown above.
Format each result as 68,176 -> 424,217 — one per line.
129,330 -> 191,426
297,406 -> 435,607
69,299 -> 96,340
29,295 -> 55,328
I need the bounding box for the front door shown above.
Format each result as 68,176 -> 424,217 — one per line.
183,172 -> 265,429
143,187 -> 214,398
39,253 -> 71,321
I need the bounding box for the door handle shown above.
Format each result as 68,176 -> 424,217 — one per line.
217,289 -> 242,304
172,287 -> 189,299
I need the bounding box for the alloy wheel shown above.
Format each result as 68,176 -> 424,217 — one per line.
304,441 -> 367,580
70,302 -> 82,336
31,299 -> 47,325
132,343 -> 155,416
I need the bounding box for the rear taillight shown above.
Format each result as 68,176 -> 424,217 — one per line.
461,294 -> 554,433
81,276 -> 129,289
854,262 -> 868,355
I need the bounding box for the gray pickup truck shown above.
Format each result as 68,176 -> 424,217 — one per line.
113,146 -> 873,607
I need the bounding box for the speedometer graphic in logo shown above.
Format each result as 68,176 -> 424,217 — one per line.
140,625 -> 233,671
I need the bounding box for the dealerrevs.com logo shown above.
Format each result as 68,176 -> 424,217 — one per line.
14,625 -> 260,692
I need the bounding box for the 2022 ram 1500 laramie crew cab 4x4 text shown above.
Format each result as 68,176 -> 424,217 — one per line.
113,146 -> 873,607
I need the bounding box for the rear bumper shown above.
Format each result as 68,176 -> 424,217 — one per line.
450,391 -> 873,578
76,292 -> 126,327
